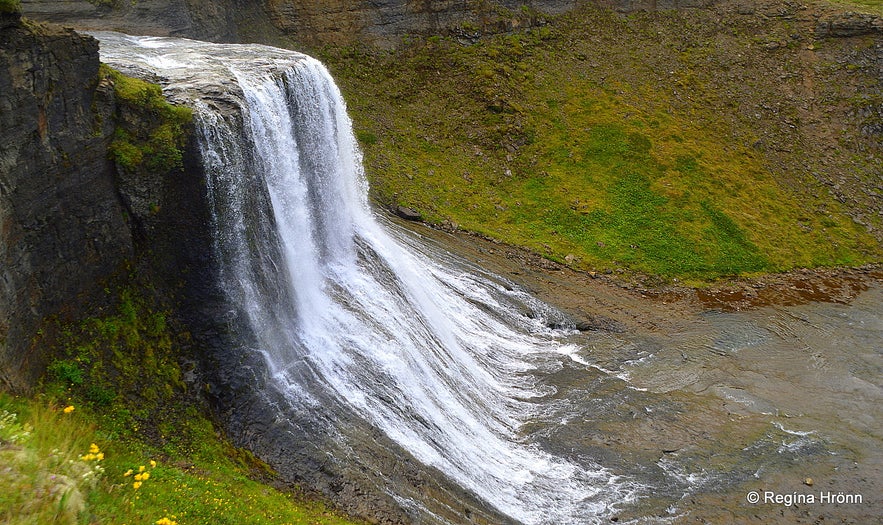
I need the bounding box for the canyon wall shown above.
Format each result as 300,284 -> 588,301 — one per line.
0,12 -> 132,390
16,0 -> 664,47
0,12 -> 214,392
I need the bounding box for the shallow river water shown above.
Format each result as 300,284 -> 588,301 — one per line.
412,222 -> 882,524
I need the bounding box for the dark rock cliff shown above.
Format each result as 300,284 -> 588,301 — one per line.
19,0 -> 241,42
0,13 -> 132,391
17,0 -> 642,48
0,13 -> 215,392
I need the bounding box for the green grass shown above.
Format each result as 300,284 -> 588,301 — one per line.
825,0 -> 883,15
0,0 -> 20,14
7,285 -> 365,525
323,7 -> 882,283
0,395 -> 362,525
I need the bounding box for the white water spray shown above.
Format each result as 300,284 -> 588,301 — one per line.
94,32 -> 641,524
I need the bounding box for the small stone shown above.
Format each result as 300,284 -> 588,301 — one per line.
804,477 -> 814,486
394,206 -> 422,221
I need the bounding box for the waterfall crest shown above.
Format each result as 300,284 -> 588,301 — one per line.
94,32 -> 641,524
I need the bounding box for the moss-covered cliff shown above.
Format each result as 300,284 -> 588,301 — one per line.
0,13 -> 213,392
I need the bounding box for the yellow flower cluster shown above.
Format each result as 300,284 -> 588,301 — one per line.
63,405 -> 75,414
123,460 -> 158,490
80,443 -> 104,462
155,517 -> 178,525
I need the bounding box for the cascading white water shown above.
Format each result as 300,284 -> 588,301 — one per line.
94,32 -> 642,524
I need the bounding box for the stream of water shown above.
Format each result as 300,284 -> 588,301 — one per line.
94,32 -> 882,524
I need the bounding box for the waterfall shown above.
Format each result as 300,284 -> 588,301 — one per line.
94,33 -> 641,524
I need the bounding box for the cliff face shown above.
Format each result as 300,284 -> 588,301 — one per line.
0,13 -> 214,392
16,0 -> 729,48
19,0 -> 242,42
17,0 -> 620,48
257,0 -> 580,46
0,13 -> 132,391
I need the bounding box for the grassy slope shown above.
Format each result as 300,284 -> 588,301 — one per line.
323,2 -> 882,284
0,395 -> 360,525
1,289 -> 363,525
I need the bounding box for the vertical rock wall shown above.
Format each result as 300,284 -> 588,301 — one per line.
17,0 -> 589,47
19,0 -> 241,42
0,13 -> 132,391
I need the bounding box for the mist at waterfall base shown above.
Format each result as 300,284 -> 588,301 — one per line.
93,34 -> 883,525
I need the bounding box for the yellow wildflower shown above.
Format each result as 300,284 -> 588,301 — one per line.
150,460 -> 157,468
96,452 -> 104,461
133,481 -> 142,489
123,469 -> 133,477
89,443 -> 100,454
138,465 -> 146,472
63,405 -> 75,414
155,518 -> 177,525
134,473 -> 143,482
141,472 -> 150,481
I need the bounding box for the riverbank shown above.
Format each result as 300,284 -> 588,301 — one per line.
403,218 -> 883,323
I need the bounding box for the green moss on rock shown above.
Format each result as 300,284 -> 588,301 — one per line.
102,65 -> 192,174
0,0 -> 21,15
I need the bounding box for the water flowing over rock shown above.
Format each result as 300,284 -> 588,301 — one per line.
93,32 -> 645,524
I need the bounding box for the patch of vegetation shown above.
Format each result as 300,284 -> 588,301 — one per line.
3,285 -> 364,525
102,65 -> 192,174
42,288 -> 183,418
87,0 -> 121,7
0,0 -> 20,14
322,5 -> 882,283
0,394 -> 363,525
827,0 -> 883,15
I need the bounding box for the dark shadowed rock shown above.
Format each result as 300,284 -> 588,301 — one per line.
0,19 -> 214,394
0,18 -> 132,391
395,205 -> 422,221
816,12 -> 883,38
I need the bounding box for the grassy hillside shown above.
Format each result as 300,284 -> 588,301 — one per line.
0,395 -> 361,525
323,1 -> 882,283
1,289 -> 363,525
0,394 -> 364,525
